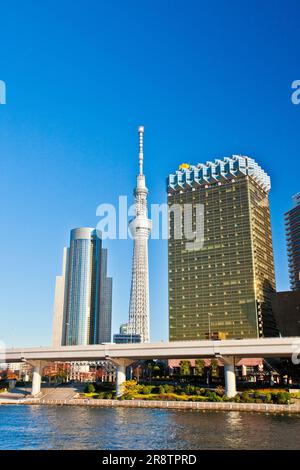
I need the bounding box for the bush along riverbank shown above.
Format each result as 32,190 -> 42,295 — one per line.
81,381 -> 298,405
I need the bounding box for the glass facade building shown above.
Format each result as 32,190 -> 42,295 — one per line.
96,248 -> 113,344
52,228 -> 112,346
271,290 -> 300,336
285,193 -> 300,291
167,156 -> 278,341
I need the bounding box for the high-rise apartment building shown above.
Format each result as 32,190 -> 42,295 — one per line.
52,247 -> 68,347
285,193 -> 300,291
52,228 -> 112,346
271,291 -> 300,337
97,248 -> 113,343
167,155 -> 278,341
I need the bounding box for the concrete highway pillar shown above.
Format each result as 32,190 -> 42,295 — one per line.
116,363 -> 127,398
223,356 -> 237,398
109,358 -> 133,398
32,363 -> 42,396
24,360 -> 49,397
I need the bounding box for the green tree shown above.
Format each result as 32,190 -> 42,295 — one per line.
210,359 -> 219,378
186,385 -> 195,395
152,365 -> 161,378
121,380 -> 142,398
143,360 -> 160,382
86,383 -> 95,393
194,359 -> 205,377
57,369 -> 68,383
179,360 -> 191,376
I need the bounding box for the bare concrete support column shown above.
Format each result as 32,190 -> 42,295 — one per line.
32,363 -> 42,396
116,364 -> 126,398
23,360 -> 49,397
109,358 -> 133,398
223,356 -> 237,398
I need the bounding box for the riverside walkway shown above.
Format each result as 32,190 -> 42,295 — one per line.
1,395 -> 300,414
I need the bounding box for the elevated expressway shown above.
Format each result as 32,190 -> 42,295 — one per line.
4,337 -> 300,397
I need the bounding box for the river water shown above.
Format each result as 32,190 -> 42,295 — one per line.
0,405 -> 299,449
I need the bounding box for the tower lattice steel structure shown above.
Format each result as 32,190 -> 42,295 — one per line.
127,126 -> 151,342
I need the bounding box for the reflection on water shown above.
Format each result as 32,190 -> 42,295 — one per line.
0,406 -> 299,450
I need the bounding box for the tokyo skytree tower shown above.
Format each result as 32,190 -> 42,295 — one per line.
127,126 -> 152,342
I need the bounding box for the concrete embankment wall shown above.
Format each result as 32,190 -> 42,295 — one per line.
22,398 -> 300,414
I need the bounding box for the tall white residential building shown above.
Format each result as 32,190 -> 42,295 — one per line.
127,126 -> 152,342
52,247 -> 69,347
52,228 -> 112,346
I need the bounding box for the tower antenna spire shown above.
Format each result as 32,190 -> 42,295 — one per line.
138,126 -> 144,175
127,125 -> 151,343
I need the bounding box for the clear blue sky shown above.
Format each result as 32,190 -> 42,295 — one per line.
0,0 -> 299,347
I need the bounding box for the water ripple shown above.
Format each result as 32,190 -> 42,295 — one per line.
0,406 -> 299,450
